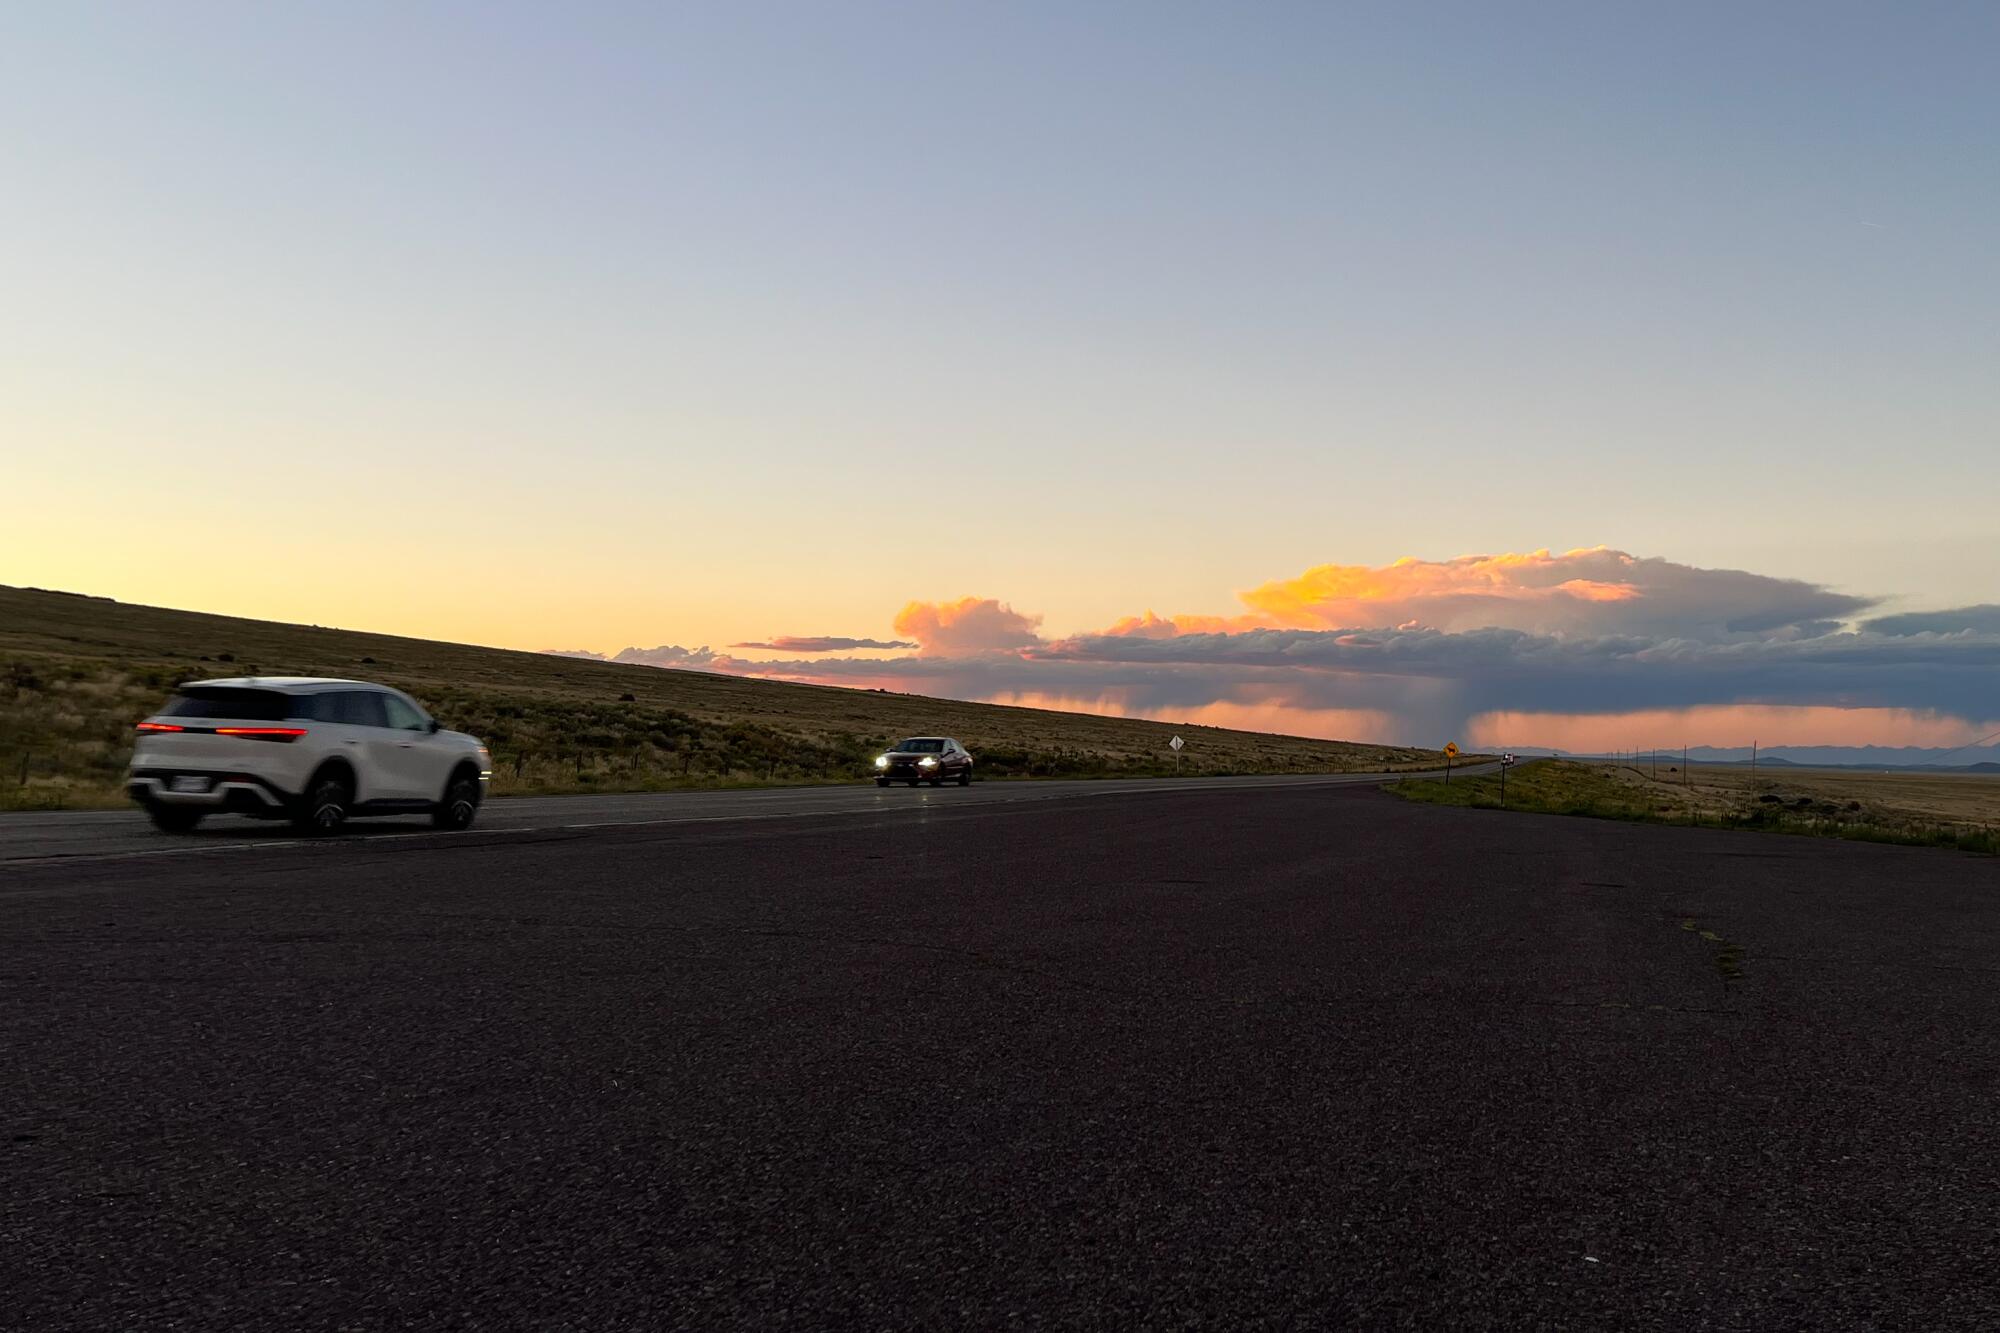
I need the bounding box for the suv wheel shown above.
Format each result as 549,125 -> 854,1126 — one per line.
431,774 -> 481,830
147,805 -> 204,834
957,769 -> 971,786
294,771 -> 351,836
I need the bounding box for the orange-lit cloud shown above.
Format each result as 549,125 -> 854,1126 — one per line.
1102,548 -> 1869,640
1555,579 -> 1645,603
1100,610 -> 1244,638
892,596 -> 1043,654
1239,550 -> 1650,623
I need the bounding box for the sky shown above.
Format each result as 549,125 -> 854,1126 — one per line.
4,2 -> 1996,750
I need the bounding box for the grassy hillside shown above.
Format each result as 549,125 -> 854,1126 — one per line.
2,584 -> 1457,810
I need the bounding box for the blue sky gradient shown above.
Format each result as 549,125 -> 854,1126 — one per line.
6,3 -> 1995,745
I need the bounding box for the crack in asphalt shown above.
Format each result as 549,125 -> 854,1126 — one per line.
1679,917 -> 1745,984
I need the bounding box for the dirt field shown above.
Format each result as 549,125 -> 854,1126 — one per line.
1606,760 -> 1999,844
1685,764 -> 2000,825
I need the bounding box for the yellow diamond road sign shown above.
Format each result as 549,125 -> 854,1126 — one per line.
1443,742 -> 1459,758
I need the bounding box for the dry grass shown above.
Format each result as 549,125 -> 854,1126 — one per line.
1676,763 -> 2000,827
2,584 -> 1463,810
1393,759 -> 1999,855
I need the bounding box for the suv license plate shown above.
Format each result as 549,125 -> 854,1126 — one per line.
169,776 -> 210,794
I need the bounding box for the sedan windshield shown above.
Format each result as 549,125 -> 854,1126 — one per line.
895,739 -> 946,754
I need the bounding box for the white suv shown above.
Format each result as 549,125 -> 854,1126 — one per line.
128,677 -> 491,835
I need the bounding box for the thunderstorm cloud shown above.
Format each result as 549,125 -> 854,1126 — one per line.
549,549 -> 1999,747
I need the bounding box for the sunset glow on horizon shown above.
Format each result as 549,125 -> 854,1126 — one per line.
1466,707 -> 2000,756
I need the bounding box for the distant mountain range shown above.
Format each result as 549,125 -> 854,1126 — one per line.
1505,744 -> 2000,771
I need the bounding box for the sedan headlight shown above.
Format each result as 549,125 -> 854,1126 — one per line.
919,756 -> 938,767
874,755 -> 889,768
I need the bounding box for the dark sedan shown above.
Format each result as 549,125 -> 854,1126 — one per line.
874,737 -> 973,787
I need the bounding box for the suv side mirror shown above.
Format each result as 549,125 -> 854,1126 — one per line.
428,719 -> 442,733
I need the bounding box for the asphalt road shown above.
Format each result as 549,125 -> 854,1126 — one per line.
0,767 -> 1495,865
4,778 -> 1996,1329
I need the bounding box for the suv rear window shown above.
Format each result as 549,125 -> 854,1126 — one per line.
162,688 -> 298,721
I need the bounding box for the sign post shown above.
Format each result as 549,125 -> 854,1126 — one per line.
1443,741 -> 1459,785
1500,752 -> 1516,805
1169,734 -> 1184,773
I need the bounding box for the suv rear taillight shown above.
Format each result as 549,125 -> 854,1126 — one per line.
135,721 -> 184,733
216,727 -> 308,743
